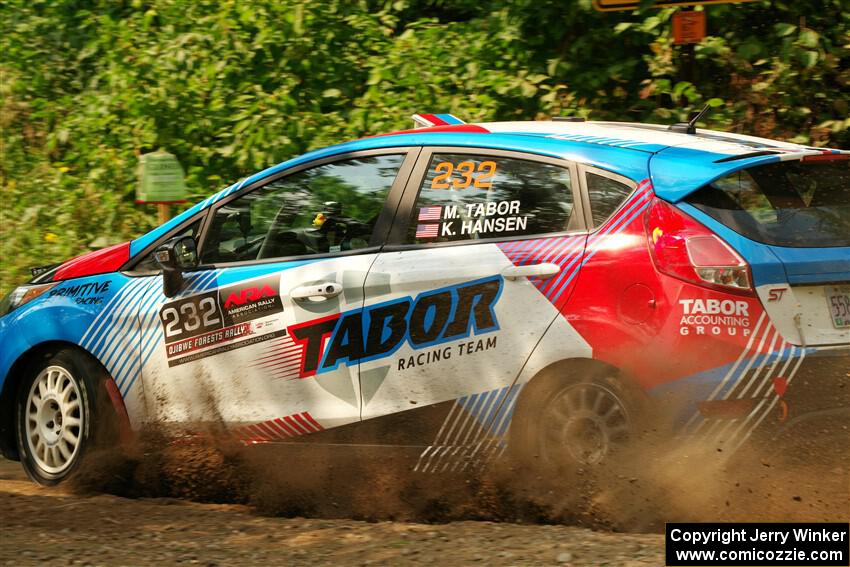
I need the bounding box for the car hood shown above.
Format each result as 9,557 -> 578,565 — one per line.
52,241 -> 131,281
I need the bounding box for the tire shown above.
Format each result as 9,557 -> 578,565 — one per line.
511,367 -> 647,475
14,348 -> 114,485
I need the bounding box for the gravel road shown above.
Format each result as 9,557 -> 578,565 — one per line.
0,458 -> 663,566
0,425 -> 846,566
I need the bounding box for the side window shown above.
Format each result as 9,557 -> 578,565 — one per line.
586,172 -> 633,226
407,153 -> 575,244
135,219 -> 202,273
200,154 -> 405,264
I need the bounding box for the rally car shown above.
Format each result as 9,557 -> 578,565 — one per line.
0,114 -> 848,484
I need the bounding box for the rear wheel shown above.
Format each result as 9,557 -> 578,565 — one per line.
539,380 -> 633,468
15,348 -> 113,485
508,368 -> 654,528
512,367 -> 646,475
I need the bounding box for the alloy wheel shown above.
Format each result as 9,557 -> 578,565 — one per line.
540,382 -> 631,466
24,365 -> 83,475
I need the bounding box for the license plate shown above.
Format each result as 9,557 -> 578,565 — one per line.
826,286 -> 850,329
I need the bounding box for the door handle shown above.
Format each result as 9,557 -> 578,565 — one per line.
291,282 -> 343,301
501,263 -> 561,281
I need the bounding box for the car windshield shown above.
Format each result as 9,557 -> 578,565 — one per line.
686,158 -> 850,248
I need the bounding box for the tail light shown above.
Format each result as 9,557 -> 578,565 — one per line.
800,153 -> 849,163
644,198 -> 754,295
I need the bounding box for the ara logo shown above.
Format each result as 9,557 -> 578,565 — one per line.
288,276 -> 503,377
218,275 -> 283,325
223,285 -> 276,308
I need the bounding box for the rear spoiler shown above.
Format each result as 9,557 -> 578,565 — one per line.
715,150 -> 850,164
650,148 -> 850,203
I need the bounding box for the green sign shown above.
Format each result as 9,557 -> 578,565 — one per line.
136,150 -> 188,204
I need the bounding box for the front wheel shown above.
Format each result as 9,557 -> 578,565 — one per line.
15,349 -> 112,485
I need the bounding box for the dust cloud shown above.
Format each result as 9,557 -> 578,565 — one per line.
69,418 -> 849,531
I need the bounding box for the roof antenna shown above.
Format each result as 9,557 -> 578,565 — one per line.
668,103 -> 711,135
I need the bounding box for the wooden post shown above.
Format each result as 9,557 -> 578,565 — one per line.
157,203 -> 170,225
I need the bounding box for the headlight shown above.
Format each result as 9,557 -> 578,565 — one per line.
0,283 -> 57,317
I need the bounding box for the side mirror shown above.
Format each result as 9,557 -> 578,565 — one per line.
155,236 -> 198,297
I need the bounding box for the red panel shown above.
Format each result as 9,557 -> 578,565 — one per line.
368,124 -> 490,138
564,208 -> 767,390
53,241 -> 130,282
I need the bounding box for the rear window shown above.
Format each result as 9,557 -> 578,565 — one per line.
586,173 -> 633,226
686,158 -> 850,248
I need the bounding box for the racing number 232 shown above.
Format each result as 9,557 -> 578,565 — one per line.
160,292 -> 223,343
431,160 -> 496,190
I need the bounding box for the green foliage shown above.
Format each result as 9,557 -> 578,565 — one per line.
1,0 -> 848,294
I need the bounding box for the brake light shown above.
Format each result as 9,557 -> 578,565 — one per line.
645,198 -> 754,295
800,153 -> 849,162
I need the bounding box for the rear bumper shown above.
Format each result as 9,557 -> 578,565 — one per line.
658,347 -> 849,451
774,347 -> 849,433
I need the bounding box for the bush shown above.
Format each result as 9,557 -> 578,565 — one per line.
1,0 -> 847,293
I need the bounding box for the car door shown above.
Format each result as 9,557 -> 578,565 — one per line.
357,148 -> 590,465
136,149 -> 417,439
